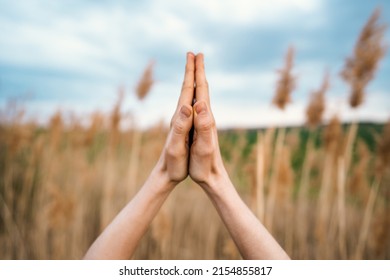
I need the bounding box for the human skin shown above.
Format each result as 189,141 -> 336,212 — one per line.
83,52 -> 290,260
83,53 -> 196,260
190,54 -> 290,260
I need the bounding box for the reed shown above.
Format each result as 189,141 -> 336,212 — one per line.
272,46 -> 296,110
341,8 -> 387,108
355,120 -> 390,259
135,61 -> 155,100
306,71 -> 329,128
316,115 -> 342,258
0,8 -> 388,259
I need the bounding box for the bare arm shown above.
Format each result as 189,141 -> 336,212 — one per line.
83,165 -> 173,259
83,52 -> 196,259
189,53 -> 290,260
205,172 -> 290,260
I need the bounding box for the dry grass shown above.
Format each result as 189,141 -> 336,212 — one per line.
341,8 -> 387,108
0,8 -> 389,260
0,103 -> 389,259
272,46 -> 296,110
135,61 -> 155,100
306,71 -> 329,128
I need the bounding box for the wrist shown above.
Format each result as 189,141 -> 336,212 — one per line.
200,165 -> 232,197
150,160 -> 178,194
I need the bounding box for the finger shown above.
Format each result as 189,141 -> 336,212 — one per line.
170,104 -> 194,148
195,53 -> 210,105
193,101 -> 214,145
177,52 -> 195,110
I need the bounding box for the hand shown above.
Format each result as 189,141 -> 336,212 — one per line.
189,54 -> 227,190
85,52 -> 290,260
156,52 -> 195,185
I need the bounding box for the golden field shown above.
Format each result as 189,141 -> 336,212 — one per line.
0,101 -> 389,259
0,8 -> 389,260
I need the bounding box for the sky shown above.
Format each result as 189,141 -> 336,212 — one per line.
0,0 -> 389,128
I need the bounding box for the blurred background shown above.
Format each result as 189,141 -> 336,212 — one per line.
0,0 -> 389,259
1,0 -> 389,127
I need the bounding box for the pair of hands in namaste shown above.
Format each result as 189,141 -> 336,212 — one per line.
84,53 -> 289,260
159,52 -> 225,191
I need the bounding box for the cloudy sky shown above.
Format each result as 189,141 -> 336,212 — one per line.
1,0 -> 389,128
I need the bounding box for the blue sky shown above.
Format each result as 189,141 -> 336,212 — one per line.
0,0 -> 389,128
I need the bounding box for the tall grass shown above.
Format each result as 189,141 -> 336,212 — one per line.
0,106 -> 389,259
0,8 -> 389,260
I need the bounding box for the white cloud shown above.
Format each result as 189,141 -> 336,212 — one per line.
155,0 -> 323,26
208,70 -> 275,96
1,0 -> 388,129
325,90 -> 390,122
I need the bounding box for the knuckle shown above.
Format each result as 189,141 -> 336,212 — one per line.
172,118 -> 186,135
166,146 -> 177,158
198,143 -> 215,157
166,145 -> 185,159
181,82 -> 193,91
198,117 -> 214,132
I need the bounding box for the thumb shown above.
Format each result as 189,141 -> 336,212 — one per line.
193,101 -> 214,143
170,104 -> 193,146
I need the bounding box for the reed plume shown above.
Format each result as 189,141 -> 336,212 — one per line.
341,8 -> 387,108
272,46 -> 296,110
135,61 -> 155,100
306,71 -> 329,128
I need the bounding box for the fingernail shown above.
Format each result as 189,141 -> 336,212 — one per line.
195,102 -> 207,114
180,105 -> 191,118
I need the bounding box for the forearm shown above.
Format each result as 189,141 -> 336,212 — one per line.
83,164 -> 175,260
204,173 -> 290,260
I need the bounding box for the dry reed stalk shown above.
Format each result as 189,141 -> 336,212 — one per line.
125,127 -> 142,200
306,72 -> 329,128
255,131 -> 265,221
265,128 -> 285,233
135,61 -> 155,100
0,193 -> 27,258
109,89 -> 124,149
344,123 -> 358,173
336,156 -> 347,259
331,122 -> 358,259
354,177 -> 381,259
223,238 -> 240,259
341,8 -> 387,108
376,120 -> 390,175
263,127 -> 275,187
151,205 -> 172,259
48,111 -> 63,150
348,140 -> 370,200
354,120 -> 390,259
46,183 -> 76,259
316,115 -> 342,258
84,112 -> 104,146
276,145 -> 294,254
316,152 -> 333,259
272,46 -> 296,110
296,137 -> 314,259
100,155 -> 117,230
